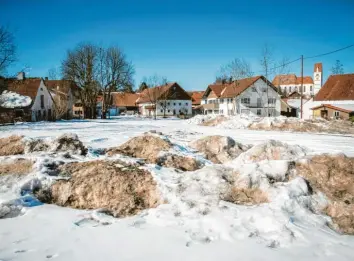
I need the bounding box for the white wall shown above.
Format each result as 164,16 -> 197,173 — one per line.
204,78 -> 281,117
278,83 -> 314,96
31,80 -> 54,121
303,98 -> 354,119
140,100 -> 192,116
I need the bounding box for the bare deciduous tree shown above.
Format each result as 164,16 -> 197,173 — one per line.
48,67 -> 61,80
61,43 -> 99,119
53,94 -> 68,120
0,26 -> 17,75
331,60 -> 344,75
141,75 -> 168,120
97,46 -> 134,119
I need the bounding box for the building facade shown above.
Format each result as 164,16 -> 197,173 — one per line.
303,73 -> 354,119
272,63 -> 323,97
201,76 -> 281,117
137,82 -> 192,117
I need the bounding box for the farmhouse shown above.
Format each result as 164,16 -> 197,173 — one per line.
303,73 -> 354,120
201,76 -> 281,117
6,73 -> 54,121
110,92 -> 139,116
137,82 -> 192,117
188,91 -> 204,115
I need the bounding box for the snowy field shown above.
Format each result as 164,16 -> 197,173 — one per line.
1,116 -> 354,261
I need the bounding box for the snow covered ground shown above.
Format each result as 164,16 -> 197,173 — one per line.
1,116 -> 354,261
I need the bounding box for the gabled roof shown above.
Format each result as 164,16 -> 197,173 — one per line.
187,91 -> 204,105
137,82 -> 190,103
111,92 -> 139,107
6,78 -> 42,100
311,104 -> 354,113
272,74 -> 313,86
44,80 -> 78,95
220,76 -> 264,98
314,74 -> 354,101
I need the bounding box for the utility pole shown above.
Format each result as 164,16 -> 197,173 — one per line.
300,55 -> 304,119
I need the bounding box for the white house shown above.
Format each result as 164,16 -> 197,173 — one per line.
272,63 -> 323,97
303,73 -> 354,119
7,73 -> 55,121
137,82 -> 192,117
201,76 -> 281,117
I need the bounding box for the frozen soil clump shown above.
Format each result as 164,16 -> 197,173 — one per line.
107,134 -> 202,171
36,160 -> 161,217
106,135 -> 172,163
157,154 -> 201,171
296,154 -> 354,234
0,135 -> 25,156
189,135 -> 250,164
50,133 -> 87,155
0,158 -> 34,175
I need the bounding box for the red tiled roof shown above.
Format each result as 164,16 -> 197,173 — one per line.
272,74 -> 313,86
314,63 -> 323,73
187,91 -> 204,105
220,76 -> 264,98
311,104 -> 353,113
6,78 -> 41,100
111,92 -> 139,107
314,74 -> 354,101
44,80 -> 78,94
208,84 -> 225,97
137,82 -> 190,103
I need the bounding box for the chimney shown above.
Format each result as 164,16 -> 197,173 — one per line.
45,77 -> 48,81
17,72 -> 25,80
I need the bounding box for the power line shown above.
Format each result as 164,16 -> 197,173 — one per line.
304,44 -> 354,60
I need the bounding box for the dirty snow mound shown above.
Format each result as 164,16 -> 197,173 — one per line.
50,133 -> 87,155
0,135 -> 25,156
230,140 -> 308,165
186,114 -> 217,125
36,160 -> 161,217
0,158 -> 34,175
157,153 -> 202,171
190,135 -> 250,163
296,154 -> 354,234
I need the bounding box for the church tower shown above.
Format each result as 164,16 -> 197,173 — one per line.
313,63 -> 323,95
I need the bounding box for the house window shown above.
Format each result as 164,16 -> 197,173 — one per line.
220,99 -> 224,103
40,95 -> 44,108
179,103 -> 181,106
160,102 -> 163,106
268,98 -> 276,104
160,109 -> 163,113
310,86 -> 313,91
208,100 -> 212,104
241,98 -> 250,104
167,102 -> 170,106
185,102 -> 188,106
252,87 -> 257,92
168,110 -> 170,113
173,103 -> 176,106
304,86 -> 306,92
257,109 -> 262,115
75,111 -> 79,115
289,87 -> 292,92
220,109 -> 223,114
334,111 -> 340,118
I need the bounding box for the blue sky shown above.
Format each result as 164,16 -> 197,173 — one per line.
1,0 -> 354,91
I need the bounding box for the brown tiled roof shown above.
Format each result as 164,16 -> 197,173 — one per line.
111,92 -> 139,107
314,74 -> 354,101
314,63 -> 323,73
272,74 -> 313,86
137,82 -> 190,103
44,80 -> 78,94
311,104 -> 353,113
220,76 -> 267,98
6,78 -> 41,100
187,91 -> 204,105
208,84 -> 226,97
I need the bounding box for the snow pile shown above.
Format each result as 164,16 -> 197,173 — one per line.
218,114 -> 258,129
186,114 -> 217,124
0,90 -> 32,108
